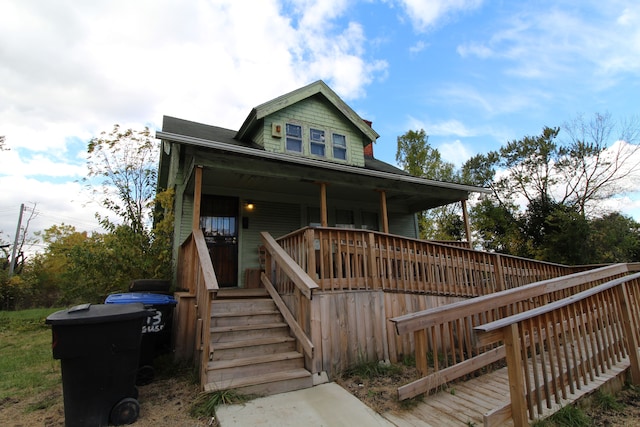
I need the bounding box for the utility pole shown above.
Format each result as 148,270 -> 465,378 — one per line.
9,203 -> 24,277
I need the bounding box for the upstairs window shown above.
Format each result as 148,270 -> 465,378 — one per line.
286,124 -> 302,153
310,128 -> 325,157
333,133 -> 347,160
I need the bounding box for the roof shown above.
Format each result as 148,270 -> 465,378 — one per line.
235,80 -> 380,143
157,116 -> 490,199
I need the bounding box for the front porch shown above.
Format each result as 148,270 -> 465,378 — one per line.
168,224 -> 640,425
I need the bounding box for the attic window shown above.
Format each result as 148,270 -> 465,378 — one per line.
310,128 -> 325,157
286,124 -> 302,153
332,133 -> 346,160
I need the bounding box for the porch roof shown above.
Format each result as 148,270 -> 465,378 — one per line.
157,116 -> 490,211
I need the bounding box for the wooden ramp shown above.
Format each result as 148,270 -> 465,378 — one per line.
384,358 -> 629,426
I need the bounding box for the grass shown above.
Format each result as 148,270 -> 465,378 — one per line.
342,357 -> 404,379
190,389 -> 252,418
592,389 -> 624,412
0,308 -> 63,401
532,404 -> 592,427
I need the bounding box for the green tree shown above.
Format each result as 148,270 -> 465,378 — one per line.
588,213 -> 640,263
463,116 -> 640,263
396,129 -> 461,239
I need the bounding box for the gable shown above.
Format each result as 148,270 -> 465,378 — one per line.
235,81 -> 379,168
260,94 -> 368,167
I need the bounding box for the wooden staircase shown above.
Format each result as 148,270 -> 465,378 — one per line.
204,288 -> 313,396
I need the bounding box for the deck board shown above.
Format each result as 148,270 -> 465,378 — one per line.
384,353 -> 630,427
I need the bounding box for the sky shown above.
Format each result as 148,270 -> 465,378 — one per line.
1,0 -> 639,252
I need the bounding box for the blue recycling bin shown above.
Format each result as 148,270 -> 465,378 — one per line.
46,303 -> 151,427
105,292 -> 177,384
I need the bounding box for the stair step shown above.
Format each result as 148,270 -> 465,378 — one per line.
212,299 -> 276,314
212,312 -> 283,327
212,308 -> 279,318
214,335 -> 295,350
210,322 -> 290,343
207,351 -> 304,383
216,288 -> 268,299
209,351 -> 303,370
212,336 -> 296,360
211,322 -> 287,334
204,368 -> 313,395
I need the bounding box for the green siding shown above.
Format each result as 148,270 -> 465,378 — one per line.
389,212 -> 419,239
260,96 -> 366,167
239,200 -> 301,284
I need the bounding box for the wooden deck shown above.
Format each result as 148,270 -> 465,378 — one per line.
385,357 -> 629,426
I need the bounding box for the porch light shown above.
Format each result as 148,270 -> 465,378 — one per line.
245,201 -> 255,211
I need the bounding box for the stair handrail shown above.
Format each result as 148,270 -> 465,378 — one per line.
180,228 -> 219,387
260,231 -> 319,299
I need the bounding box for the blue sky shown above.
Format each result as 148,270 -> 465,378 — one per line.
1,0 -> 639,248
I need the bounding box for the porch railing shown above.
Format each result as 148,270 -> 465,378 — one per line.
474,271 -> 640,426
277,227 -> 576,296
177,229 -> 218,386
389,263 -> 636,401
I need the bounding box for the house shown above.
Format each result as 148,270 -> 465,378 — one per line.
155,80 -> 495,395
157,80 -> 487,288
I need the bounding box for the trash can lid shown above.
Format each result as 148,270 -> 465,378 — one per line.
45,303 -> 150,325
105,292 -> 177,306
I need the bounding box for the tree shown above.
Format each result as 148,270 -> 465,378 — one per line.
588,213 -> 640,263
77,125 -> 173,296
396,129 -> 461,239
84,125 -> 158,234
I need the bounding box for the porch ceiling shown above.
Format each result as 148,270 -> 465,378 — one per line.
193,149 -> 472,212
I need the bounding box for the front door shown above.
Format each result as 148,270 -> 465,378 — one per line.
199,196 -> 238,287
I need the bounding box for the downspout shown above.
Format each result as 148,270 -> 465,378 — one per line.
193,166 -> 203,230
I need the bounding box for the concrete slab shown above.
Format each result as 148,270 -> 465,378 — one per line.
215,382 -> 395,426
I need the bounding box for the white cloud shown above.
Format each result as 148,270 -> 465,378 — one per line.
456,2 -> 640,82
0,0 -> 389,241
437,139 -> 472,167
397,0 -> 483,32
409,40 -> 428,54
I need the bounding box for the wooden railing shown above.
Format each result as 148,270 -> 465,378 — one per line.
177,229 -> 218,386
389,264 -> 635,401
260,232 -> 319,372
474,271 -> 640,426
277,227 -> 576,296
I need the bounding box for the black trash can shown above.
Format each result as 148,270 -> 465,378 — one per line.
105,292 -> 177,384
46,303 -> 151,427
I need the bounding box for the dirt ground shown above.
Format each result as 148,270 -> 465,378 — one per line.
0,376 -> 207,427
3,366 -> 640,426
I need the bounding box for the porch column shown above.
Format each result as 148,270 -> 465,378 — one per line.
192,165 -> 203,230
318,182 -> 328,227
378,190 -> 389,234
461,199 -> 472,249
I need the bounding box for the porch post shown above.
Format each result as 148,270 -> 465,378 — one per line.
461,199 -> 472,249
318,182 -> 328,227
378,190 -> 389,234
192,165 -> 203,230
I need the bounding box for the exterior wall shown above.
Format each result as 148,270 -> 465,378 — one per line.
260,96 -> 367,167
240,199 -> 302,275
388,212 -> 419,238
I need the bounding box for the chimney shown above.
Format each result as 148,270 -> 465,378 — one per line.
363,119 -> 374,157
